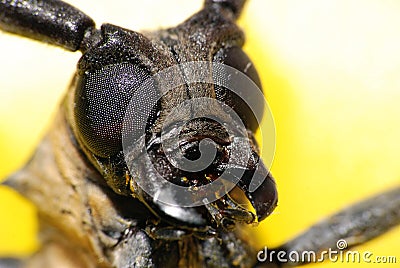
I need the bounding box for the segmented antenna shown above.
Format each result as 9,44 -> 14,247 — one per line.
0,0 -> 96,51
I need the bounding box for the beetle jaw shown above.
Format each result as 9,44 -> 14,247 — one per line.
207,160 -> 278,227
125,148 -> 277,232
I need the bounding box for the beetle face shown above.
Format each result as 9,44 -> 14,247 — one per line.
69,10 -> 277,232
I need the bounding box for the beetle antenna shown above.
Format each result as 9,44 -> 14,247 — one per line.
203,0 -> 247,19
0,0 -> 98,52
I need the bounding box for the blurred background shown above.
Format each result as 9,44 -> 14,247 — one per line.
0,0 -> 399,267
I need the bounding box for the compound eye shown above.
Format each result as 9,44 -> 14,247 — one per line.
213,46 -> 264,131
74,63 -> 151,158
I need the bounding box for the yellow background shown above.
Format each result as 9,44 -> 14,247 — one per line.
0,0 -> 399,267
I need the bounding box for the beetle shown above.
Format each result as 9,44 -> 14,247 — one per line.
0,0 -> 278,267
0,0 -> 400,268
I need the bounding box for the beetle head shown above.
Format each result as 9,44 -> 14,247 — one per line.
68,2 -> 277,233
